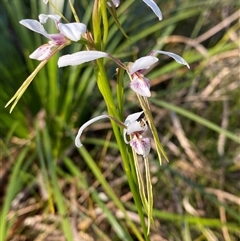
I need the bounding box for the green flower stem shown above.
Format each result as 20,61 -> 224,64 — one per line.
91,3 -> 150,238
100,0 -> 109,50
92,0 -> 101,50
144,156 -> 153,235
95,59 -> 150,240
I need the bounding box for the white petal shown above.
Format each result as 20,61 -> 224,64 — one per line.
124,111 -> 144,126
108,0 -> 120,7
129,56 -> 158,74
127,120 -> 148,135
29,44 -> 53,61
75,115 -> 110,148
58,23 -> 87,41
123,129 -> 129,144
39,14 -> 61,24
58,51 -> 108,67
130,136 -> 151,157
124,111 -> 148,134
153,50 -> 190,68
20,19 -> 48,37
130,76 -> 151,97
142,0 -> 162,20
42,0 -> 48,4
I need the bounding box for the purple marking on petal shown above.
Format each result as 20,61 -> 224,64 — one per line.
130,75 -> 151,97
130,136 -> 151,157
29,43 -> 54,61
47,33 -> 66,45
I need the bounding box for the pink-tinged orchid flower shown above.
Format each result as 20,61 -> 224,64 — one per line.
128,56 -> 159,97
128,50 -> 190,97
123,111 -> 151,157
20,14 -> 87,61
75,111 -> 151,157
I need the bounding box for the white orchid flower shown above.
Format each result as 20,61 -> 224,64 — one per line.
20,14 -> 87,61
75,111 -> 151,157
128,56 -> 159,97
123,111 -> 148,142
128,50 -> 190,97
123,111 -> 151,157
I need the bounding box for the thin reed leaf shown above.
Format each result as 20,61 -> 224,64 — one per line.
42,127 -> 74,241
78,147 -> 146,241
0,147 -> 29,241
151,99 -> 240,144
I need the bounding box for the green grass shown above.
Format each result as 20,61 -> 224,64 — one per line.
1,0 -> 239,240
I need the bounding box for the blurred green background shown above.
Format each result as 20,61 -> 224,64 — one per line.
1,0 -> 239,240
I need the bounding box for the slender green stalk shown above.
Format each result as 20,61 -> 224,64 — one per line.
95,60 -> 150,240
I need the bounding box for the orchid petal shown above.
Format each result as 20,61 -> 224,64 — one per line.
142,0 -> 162,20
29,43 -> 54,61
58,51 -> 108,67
20,19 -> 48,38
127,119 -> 148,134
129,56 -> 158,74
75,115 -> 110,148
130,136 -> 151,157
124,111 -> 144,126
108,0 -> 120,7
130,76 -> 151,97
123,129 -> 129,144
154,50 -> 190,68
39,14 -> 61,25
46,34 -> 66,45
124,111 -> 148,134
58,23 -> 87,41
